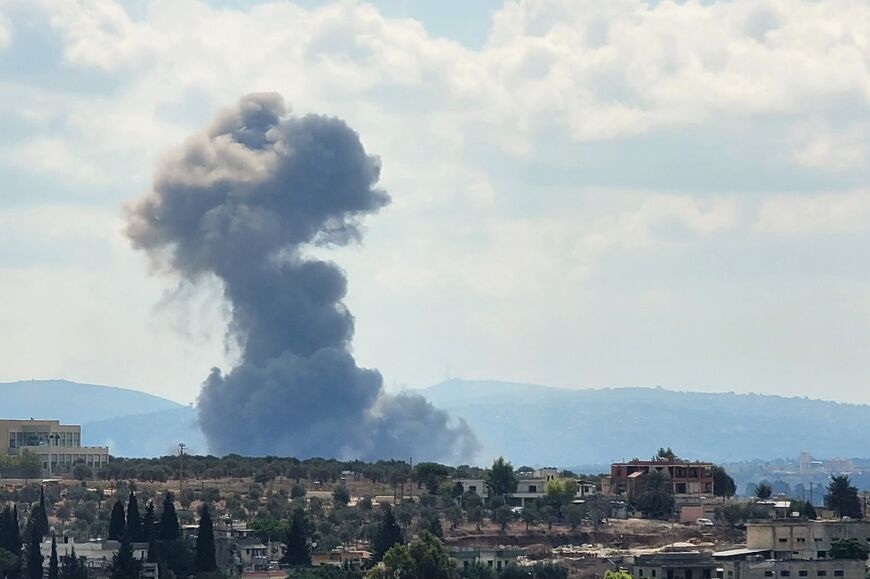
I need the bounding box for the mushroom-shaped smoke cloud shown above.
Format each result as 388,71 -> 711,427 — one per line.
126,93 -> 478,461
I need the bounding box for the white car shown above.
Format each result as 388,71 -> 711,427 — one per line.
696,518 -> 715,527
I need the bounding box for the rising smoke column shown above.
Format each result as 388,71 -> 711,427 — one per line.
126,93 -> 478,461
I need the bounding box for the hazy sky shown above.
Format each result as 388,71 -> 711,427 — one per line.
1,0 -> 870,405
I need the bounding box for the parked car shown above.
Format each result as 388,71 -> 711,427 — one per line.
696,518 -> 714,527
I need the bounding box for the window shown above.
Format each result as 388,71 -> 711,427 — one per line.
815,538 -> 823,543
652,571 -> 656,577
817,571 -> 826,576
797,538 -> 806,543
640,570 -> 644,577
703,569 -> 712,579
799,572 -> 808,577
779,539 -> 789,543
781,571 -> 791,577
833,572 -> 843,577
817,552 -> 827,559
528,485 -> 537,493
765,572 -> 774,577
469,485 -> 477,493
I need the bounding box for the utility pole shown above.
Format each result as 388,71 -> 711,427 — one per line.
178,443 -> 186,496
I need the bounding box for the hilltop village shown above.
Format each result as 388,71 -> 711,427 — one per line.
1,420 -> 869,579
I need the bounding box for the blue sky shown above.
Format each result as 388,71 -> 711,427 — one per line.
1,0 -> 870,405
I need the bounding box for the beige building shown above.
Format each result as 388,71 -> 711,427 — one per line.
0,419 -> 109,473
630,551 -> 718,579
715,549 -> 864,579
746,520 -> 870,560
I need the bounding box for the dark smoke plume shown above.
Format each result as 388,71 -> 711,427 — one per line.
126,93 -> 478,461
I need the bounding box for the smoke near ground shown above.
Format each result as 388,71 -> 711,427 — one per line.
126,93 -> 478,462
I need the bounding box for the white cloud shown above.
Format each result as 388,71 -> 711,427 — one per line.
790,120 -> 869,170
756,190 -> 870,235
4,0 -> 870,401
0,12 -> 11,49
5,0 -> 869,184
0,137 -> 106,183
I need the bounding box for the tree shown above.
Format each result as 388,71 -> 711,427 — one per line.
0,549 -> 19,579
446,507 -> 463,531
18,452 -> 42,482
333,486 -> 351,506
521,504 -> 539,531
544,479 -> 579,515
35,487 -> 50,541
604,572 -> 632,579
486,458 -> 518,500
467,506 -> 484,532
754,483 -> 773,500
26,533 -> 42,579
72,465 -> 92,482
142,502 -> 156,563
60,547 -> 87,579
282,508 -> 311,566
108,501 -> 125,541
564,504 -> 584,531
9,506 -> 21,576
825,475 -> 862,519
656,448 -> 677,461
109,533 -> 141,579
368,543 -> 415,579
126,493 -> 144,542
424,514 -> 443,539
712,466 -> 736,498
48,536 -> 58,579
636,471 -> 674,520
414,463 -> 449,495
830,538 -> 870,560
494,506 -> 512,533
407,531 -> 456,579
372,505 -> 404,563
194,504 -> 216,573
367,531 -> 456,579
158,493 -> 179,541
802,501 -> 817,520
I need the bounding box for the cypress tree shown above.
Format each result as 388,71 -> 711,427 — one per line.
158,494 -> 179,541
47,537 -> 57,579
59,548 -> 75,579
107,502 -> 125,542
0,506 -> 10,552
36,489 -> 49,541
125,494 -> 143,543
194,504 -> 216,573
60,547 -> 85,579
281,508 -> 310,566
372,504 -> 404,563
142,502 -> 156,564
26,532 -> 41,579
108,533 -> 139,579
10,505 -> 22,579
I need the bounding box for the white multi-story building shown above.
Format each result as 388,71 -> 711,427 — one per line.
0,419 -> 109,473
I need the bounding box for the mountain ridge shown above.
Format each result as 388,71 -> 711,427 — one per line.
4,378 -> 869,463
